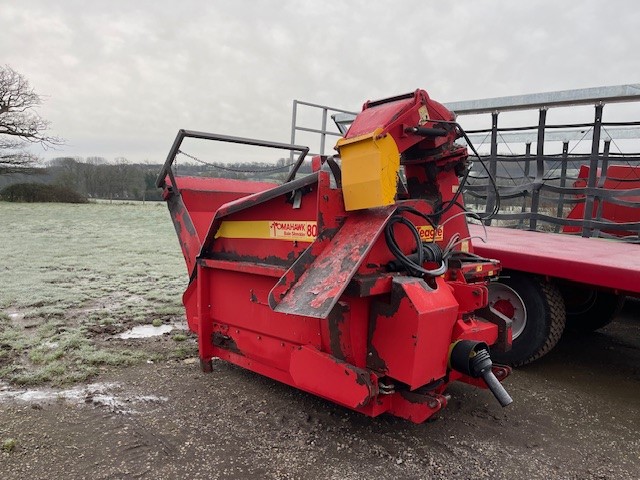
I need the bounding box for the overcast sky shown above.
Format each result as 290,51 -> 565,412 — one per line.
2,0 -> 639,164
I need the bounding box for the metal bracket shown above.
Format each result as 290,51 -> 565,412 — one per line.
477,305 -> 513,353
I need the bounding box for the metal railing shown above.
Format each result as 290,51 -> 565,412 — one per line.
157,130 -> 309,190
452,85 -> 640,240
289,100 -> 357,162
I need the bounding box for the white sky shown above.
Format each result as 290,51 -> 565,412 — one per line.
2,0 -> 639,164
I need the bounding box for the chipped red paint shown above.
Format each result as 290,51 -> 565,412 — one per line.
456,365 -> 512,389
369,277 -> 460,390
390,391 -> 449,423
270,205 -> 397,318
160,90 -> 512,423
166,192 -> 201,276
290,345 -> 376,409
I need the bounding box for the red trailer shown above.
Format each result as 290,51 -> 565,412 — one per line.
469,224 -> 640,365
450,87 -> 640,366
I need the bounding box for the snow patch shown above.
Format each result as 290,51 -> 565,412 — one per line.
117,324 -> 174,339
0,381 -> 167,414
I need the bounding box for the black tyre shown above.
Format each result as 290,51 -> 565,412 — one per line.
559,284 -> 625,332
488,271 -> 566,366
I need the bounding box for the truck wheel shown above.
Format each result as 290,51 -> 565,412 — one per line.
560,285 -> 625,332
488,271 -> 566,366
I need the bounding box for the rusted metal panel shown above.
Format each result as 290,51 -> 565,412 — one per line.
166,191 -> 201,276
212,324 -> 299,372
345,274 -> 394,297
368,277 -> 459,390
205,268 -> 322,348
289,345 -> 375,409
389,391 -> 449,424
270,206 -> 396,318
198,258 -> 285,278
327,302 -> 350,361
196,263 -> 214,368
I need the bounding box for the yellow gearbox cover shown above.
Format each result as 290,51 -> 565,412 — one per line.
336,127 -> 400,211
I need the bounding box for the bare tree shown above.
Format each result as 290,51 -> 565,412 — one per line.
0,65 -> 61,174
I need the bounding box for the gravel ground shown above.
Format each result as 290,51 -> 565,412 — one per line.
1,303 -> 638,479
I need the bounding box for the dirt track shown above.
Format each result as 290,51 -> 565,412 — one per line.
1,303 -> 638,479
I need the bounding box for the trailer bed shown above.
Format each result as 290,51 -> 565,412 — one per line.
469,225 -> 640,296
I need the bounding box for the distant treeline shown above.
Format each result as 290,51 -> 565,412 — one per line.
49,157 -> 160,201
0,157 -> 161,201
0,182 -> 88,203
0,156 -> 312,201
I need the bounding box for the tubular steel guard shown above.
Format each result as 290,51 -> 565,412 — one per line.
156,129 -> 310,190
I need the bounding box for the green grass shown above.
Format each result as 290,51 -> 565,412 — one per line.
2,438 -> 17,453
0,201 -> 188,386
170,343 -> 198,360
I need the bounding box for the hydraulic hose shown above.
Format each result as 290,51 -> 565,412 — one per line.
384,208 -> 447,277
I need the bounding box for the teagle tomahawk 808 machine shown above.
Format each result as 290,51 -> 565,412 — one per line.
157,89 -> 512,423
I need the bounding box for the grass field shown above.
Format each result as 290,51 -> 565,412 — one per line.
0,201 -> 192,386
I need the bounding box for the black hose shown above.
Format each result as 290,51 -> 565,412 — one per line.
384,213 -> 446,277
384,216 -> 424,276
424,121 -> 501,220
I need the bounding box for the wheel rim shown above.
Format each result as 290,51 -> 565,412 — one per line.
488,282 -> 528,340
561,286 -> 598,315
